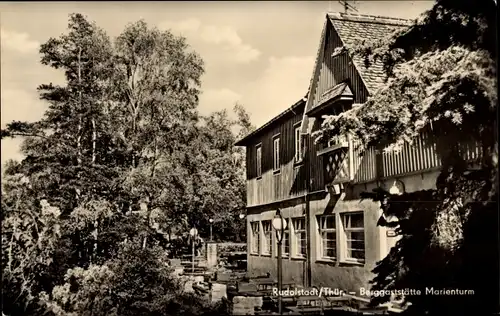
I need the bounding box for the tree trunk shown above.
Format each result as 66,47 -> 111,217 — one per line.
77,47 -> 83,166
92,118 -> 97,164
7,227 -> 15,272
93,219 -> 98,261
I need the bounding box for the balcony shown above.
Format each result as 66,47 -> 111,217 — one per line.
317,134 -> 352,187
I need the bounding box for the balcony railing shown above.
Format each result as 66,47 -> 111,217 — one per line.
318,130 -> 483,187
318,134 -> 352,186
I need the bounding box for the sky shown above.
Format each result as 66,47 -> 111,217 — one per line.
0,1 -> 434,166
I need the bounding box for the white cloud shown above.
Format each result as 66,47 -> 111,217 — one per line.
1,138 -> 24,167
158,18 -> 261,63
242,55 -> 314,127
0,28 -> 40,54
198,88 -> 241,117
1,87 -> 48,166
1,88 -> 46,128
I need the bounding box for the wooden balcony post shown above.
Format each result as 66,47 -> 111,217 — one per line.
375,144 -> 384,180
348,133 -> 354,181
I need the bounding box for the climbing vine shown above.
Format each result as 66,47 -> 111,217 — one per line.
315,0 -> 498,314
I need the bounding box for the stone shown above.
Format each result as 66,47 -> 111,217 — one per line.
211,283 -> 227,303
194,276 -> 204,283
206,242 -> 218,269
173,267 -> 184,276
232,295 -> 263,315
184,280 -> 194,293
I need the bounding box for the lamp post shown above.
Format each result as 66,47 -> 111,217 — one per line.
189,227 -> 198,274
209,218 -> 214,241
272,208 -> 286,315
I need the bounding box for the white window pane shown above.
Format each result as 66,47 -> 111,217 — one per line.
342,212 -> 365,261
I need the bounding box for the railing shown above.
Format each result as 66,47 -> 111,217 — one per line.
322,131 -> 483,185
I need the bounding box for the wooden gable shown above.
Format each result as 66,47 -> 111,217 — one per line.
300,13 -> 412,135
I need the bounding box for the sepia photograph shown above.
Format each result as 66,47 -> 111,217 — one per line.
1,1 -> 498,315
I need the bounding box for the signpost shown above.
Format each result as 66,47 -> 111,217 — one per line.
189,227 -> 198,273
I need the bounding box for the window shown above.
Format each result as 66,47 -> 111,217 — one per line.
250,222 -> 260,254
318,215 -> 336,259
292,218 -> 306,257
262,221 -> 272,255
295,126 -> 302,163
256,144 -> 262,178
273,136 -> 280,172
342,212 -> 365,262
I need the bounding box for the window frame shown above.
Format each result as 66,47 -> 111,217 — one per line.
294,124 -> 303,164
272,134 -> 281,174
256,143 -> 262,179
261,220 -> 272,256
291,217 -> 306,258
341,212 -> 365,264
318,215 -> 336,260
250,221 -> 260,255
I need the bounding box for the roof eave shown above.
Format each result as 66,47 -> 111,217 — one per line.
234,96 -> 307,147
305,95 -> 354,117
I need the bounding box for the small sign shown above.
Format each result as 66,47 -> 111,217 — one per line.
386,229 -> 397,237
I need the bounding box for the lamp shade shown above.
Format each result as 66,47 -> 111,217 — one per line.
272,217 -> 287,231
239,214 -> 245,219
209,218 -> 214,223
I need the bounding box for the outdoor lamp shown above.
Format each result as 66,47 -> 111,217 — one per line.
272,208 -> 286,315
239,213 -> 245,220
209,219 -> 214,241
189,227 -> 198,273
272,208 -> 287,242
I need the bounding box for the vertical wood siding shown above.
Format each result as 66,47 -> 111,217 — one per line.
311,22 -> 369,109
246,112 -> 307,207
244,20 -> 483,207
349,131 -> 483,183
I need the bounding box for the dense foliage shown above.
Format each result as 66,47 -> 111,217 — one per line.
315,0 -> 497,315
1,13 -> 252,316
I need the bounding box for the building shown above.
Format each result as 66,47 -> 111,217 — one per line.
234,12 -> 482,296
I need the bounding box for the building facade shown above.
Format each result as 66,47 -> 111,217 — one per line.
235,13 -> 482,296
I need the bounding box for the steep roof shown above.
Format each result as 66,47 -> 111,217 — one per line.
328,12 -> 413,93
236,13 -> 415,147
301,12 -> 414,134
317,82 -> 353,108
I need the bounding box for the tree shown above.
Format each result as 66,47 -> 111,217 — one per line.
39,244 -> 230,316
111,19 -> 205,247
2,174 -> 62,314
1,11 -> 253,315
314,0 -> 497,314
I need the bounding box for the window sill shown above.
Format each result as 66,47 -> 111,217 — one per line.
339,260 -> 365,267
256,176 -> 262,181
250,252 -> 260,256
273,169 -> 281,175
294,159 -> 304,168
316,258 -> 336,265
275,254 -> 290,258
261,253 -> 272,257
291,256 -> 306,261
